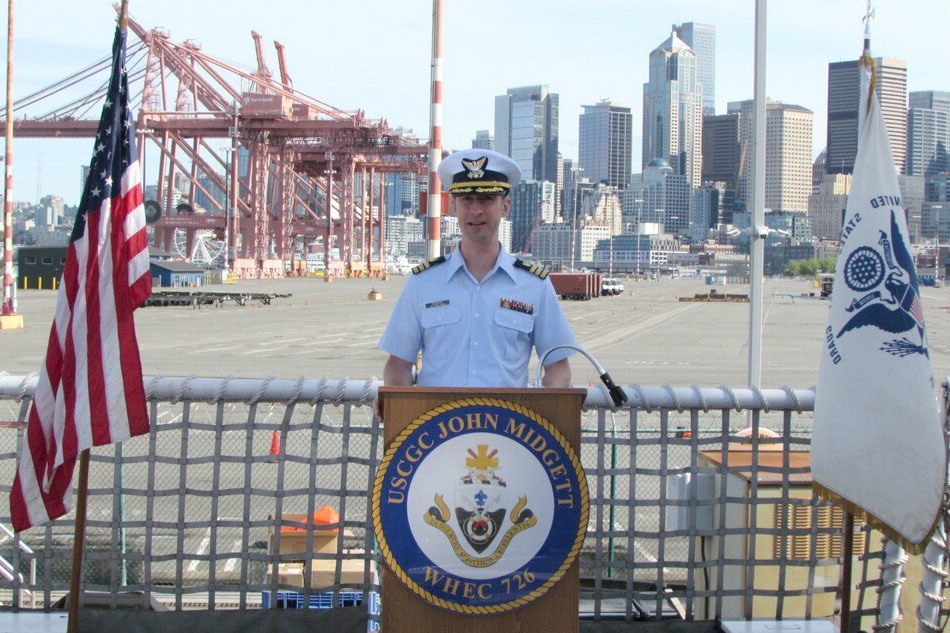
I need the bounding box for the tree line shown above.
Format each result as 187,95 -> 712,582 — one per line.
784,258 -> 835,277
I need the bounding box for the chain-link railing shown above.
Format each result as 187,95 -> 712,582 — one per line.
0,375 -> 904,626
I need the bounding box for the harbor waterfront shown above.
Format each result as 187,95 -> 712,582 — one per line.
4,274 -> 950,389
1,273 -> 949,632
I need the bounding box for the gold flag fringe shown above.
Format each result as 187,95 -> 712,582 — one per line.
860,51 -> 877,120
813,482 -> 940,556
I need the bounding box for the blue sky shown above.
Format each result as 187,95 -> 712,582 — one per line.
3,0 -> 947,206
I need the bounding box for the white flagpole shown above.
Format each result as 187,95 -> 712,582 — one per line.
747,0 -> 767,387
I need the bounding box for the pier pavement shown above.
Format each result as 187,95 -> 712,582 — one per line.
3,275 -> 950,389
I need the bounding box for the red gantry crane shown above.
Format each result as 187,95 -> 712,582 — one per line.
1,11 -> 428,278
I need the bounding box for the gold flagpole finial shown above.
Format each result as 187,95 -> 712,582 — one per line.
861,0 -> 876,113
862,0 -> 875,56
118,0 -> 130,31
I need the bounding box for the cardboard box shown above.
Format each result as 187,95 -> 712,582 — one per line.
266,562 -> 306,586
269,532 -> 340,558
266,558 -> 369,588
269,512 -> 340,558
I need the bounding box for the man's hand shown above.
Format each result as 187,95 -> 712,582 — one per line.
375,355 -> 415,421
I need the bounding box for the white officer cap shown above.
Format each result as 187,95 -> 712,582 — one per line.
437,149 -> 521,195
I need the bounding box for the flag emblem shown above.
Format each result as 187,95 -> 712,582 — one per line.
837,214 -> 927,357
843,246 -> 884,291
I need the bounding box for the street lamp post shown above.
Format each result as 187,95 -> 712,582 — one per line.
635,206 -> 641,279
569,167 -> 583,271
221,147 -> 233,273
222,101 -> 239,272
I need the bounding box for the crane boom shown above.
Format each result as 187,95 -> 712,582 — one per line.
274,41 -> 293,92
250,31 -> 273,87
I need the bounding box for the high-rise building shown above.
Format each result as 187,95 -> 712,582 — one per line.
576,224 -> 613,263
826,57 -> 907,175
509,180 -> 558,253
728,99 -> 813,212
932,173 -> 950,203
622,174 -> 645,228
899,174 -> 926,242
193,174 -> 225,214
812,149 -> 827,195
921,202 -> 950,243
561,160 -> 584,221
673,22 -> 716,116
808,173 -> 852,240
385,215 -> 425,258
38,195 -> 65,227
384,127 -> 422,216
906,90 -> 950,188
472,129 -> 494,150
642,158 -> 692,235
384,171 -> 420,216
910,91 -> 950,112
532,221 -> 574,265
642,31 -> 703,189
498,218 -> 512,254
81,165 -> 91,195
578,100 -> 633,190
701,113 -> 740,191
692,183 -> 724,238
576,184 -> 623,236
494,85 -> 560,183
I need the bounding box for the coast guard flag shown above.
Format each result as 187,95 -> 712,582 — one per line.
812,56 -> 945,552
9,24 -> 151,531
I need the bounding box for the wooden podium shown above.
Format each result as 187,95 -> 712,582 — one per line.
375,386 -> 587,633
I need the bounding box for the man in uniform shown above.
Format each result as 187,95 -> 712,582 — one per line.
378,148 -> 576,390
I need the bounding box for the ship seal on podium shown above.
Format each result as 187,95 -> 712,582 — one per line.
372,397 -> 589,614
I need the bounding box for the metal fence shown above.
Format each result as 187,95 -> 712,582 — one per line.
0,374 -> 913,626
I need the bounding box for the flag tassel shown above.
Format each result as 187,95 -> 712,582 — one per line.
813,482 -> 935,556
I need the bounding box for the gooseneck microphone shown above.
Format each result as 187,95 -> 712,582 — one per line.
535,345 -> 629,407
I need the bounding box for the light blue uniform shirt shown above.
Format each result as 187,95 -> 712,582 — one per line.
378,248 -> 577,387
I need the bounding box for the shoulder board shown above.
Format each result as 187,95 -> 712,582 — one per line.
411,255 -> 446,275
514,258 -> 549,280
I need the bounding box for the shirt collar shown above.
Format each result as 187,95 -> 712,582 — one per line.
495,249 -> 518,281
445,245 -> 517,283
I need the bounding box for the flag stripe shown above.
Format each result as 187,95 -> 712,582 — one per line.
10,25 -> 151,532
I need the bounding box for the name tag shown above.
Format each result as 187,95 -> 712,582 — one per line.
425,299 -> 450,308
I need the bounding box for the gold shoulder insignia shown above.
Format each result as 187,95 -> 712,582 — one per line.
411,255 -> 446,275
514,258 -> 549,280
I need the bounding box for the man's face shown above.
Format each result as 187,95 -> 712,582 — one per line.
452,193 -> 511,245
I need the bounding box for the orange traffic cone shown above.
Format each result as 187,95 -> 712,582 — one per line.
268,430 -> 280,462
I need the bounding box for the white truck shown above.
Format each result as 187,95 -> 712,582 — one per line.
601,278 -> 625,296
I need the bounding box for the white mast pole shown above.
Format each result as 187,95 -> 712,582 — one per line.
747,0 -> 767,387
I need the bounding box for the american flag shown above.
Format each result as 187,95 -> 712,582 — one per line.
10,24 -> 152,532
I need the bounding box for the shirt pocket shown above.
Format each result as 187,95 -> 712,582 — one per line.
494,308 -> 534,360
421,304 -> 462,351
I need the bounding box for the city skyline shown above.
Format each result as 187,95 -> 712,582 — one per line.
2,0 -> 948,206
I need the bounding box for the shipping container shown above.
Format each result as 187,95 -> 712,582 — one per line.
549,272 -> 599,300
241,92 -> 292,118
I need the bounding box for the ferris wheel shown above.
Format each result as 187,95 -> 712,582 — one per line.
173,228 -> 226,266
